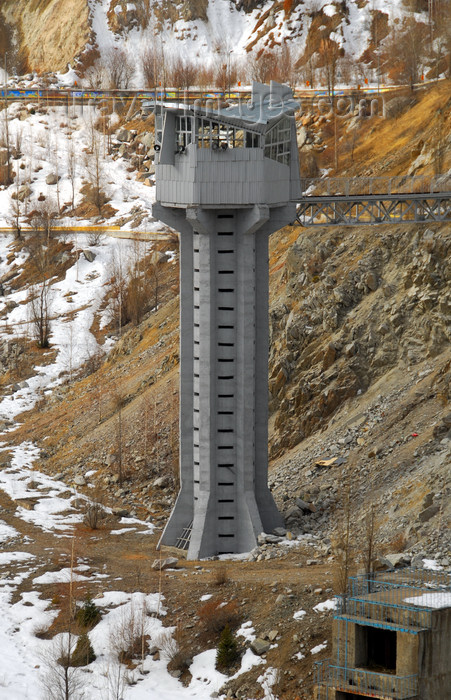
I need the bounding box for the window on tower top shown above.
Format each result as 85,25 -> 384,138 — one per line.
175,116 -> 193,149
195,118 -> 260,149
264,117 -> 291,165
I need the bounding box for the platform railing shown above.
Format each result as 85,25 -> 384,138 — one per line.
348,569 -> 451,597
315,659 -> 418,699
333,568 -> 451,630
301,174 -> 451,197
336,595 -> 433,630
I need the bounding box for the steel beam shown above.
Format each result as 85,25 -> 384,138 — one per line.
296,192 -> 451,226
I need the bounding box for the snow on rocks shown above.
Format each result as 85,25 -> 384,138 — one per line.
313,598 -> 337,613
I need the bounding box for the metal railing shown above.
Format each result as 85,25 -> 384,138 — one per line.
301,174 -> 451,197
348,569 -> 451,597
334,569 -> 451,631
336,596 -> 432,631
315,660 -> 418,699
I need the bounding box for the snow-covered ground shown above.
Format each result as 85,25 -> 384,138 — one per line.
0,102 -> 158,232
85,0 -> 425,87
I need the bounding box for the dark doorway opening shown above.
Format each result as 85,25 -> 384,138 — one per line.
367,627 -> 396,671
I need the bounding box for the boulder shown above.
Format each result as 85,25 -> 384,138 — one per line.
73,476 -> 86,487
418,505 -> 439,523
273,527 -> 287,537
152,557 -> 178,571
45,172 -> 60,185
153,475 -> 171,488
12,185 -> 31,202
250,638 -> 271,655
372,556 -> 393,572
138,132 -> 154,148
83,249 -> 96,263
364,271 -> 379,291
116,128 -> 132,143
296,498 -> 314,513
112,507 -> 129,517
384,553 -> 411,568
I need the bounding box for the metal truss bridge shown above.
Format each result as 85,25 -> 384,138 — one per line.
296,175 -> 451,227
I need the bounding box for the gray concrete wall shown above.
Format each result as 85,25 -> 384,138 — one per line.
419,607 -> 451,700
397,631 -> 418,677
156,147 -> 293,208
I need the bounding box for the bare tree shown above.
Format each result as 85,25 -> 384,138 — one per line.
364,503 -> 377,576
8,174 -> 22,238
40,540 -> 84,700
67,137 -> 77,212
84,60 -> 107,89
319,37 -> 342,100
169,56 -> 197,90
30,197 -> 59,242
0,99 -> 13,186
104,47 -> 135,89
29,280 -> 52,348
333,475 -> 354,604
84,131 -> 107,214
381,18 -> 427,86
142,46 -> 160,87
247,50 -> 277,84
112,390 -> 125,485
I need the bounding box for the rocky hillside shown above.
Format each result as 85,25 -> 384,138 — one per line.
0,0 -> 90,74
2,0 -> 446,84
3,80 -> 449,566
0,73 -> 449,700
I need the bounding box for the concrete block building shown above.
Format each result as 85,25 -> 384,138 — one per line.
153,82 -> 301,559
315,569 -> 451,700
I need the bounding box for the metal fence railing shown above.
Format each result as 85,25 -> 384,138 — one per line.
333,568 -> 451,630
336,595 -> 433,630
315,660 -> 418,700
301,174 -> 451,197
348,568 -> 451,597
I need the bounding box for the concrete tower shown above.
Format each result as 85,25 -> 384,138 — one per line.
154,82 -> 301,559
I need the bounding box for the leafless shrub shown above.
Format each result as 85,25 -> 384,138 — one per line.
109,600 -> 147,664
81,347 -> 105,377
83,497 -> 107,530
214,565 -> 229,586
155,629 -> 179,662
87,230 -> 105,247
40,634 -> 85,700
198,599 -> 240,636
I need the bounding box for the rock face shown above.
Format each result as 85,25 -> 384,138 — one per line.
268,225 -> 451,457
0,0 -> 90,73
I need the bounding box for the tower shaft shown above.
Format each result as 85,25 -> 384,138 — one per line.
158,205 -> 286,559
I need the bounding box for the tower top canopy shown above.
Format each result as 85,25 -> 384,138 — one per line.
160,81 -> 299,132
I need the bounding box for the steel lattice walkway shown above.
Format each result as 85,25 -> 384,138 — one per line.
296,175 -> 451,227
296,192 -> 451,226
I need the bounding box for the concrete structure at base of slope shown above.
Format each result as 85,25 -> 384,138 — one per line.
315,569 -> 451,700
153,81 -> 301,559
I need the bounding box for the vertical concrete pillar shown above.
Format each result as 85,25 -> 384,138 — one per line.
157,204 -> 292,559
